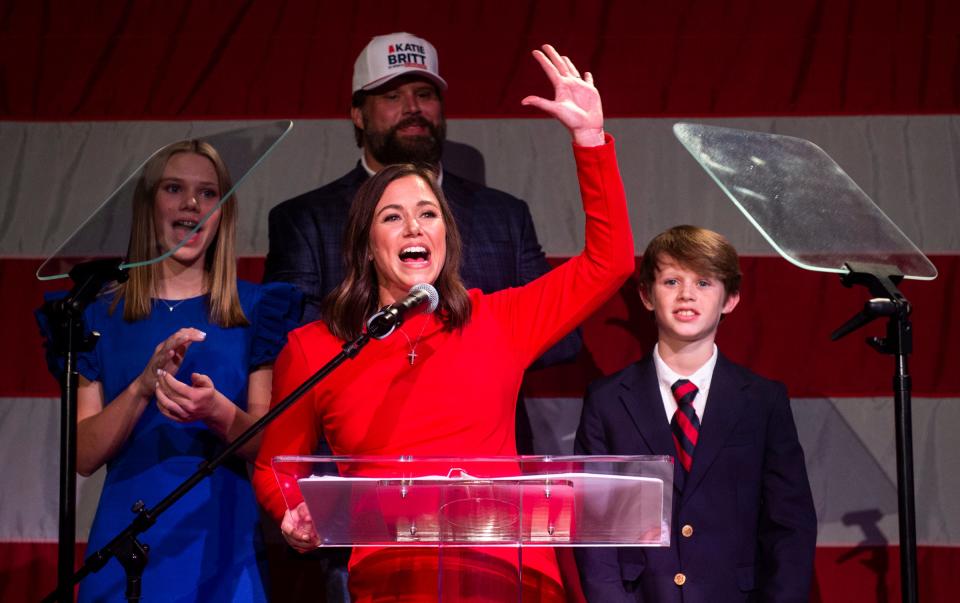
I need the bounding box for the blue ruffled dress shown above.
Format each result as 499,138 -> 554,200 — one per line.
39,281 -> 301,603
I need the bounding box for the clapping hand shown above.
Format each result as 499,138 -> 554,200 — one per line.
134,327 -> 206,399
521,44 -> 605,147
155,369 -> 220,423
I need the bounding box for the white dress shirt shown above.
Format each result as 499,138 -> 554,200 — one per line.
653,343 -> 718,425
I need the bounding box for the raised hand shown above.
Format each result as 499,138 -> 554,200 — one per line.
521,44 -> 605,147
133,327 -> 206,399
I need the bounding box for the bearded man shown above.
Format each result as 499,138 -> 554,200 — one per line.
265,32 -> 579,359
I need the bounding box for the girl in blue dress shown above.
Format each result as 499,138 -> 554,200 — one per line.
40,139 -> 300,602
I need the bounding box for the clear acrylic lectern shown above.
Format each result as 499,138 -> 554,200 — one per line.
273,455 -> 672,600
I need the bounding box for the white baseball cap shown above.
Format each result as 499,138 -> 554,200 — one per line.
352,32 -> 448,94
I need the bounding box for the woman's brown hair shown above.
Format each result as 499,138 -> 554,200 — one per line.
322,164 -> 471,340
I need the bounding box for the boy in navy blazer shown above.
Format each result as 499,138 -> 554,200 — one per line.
574,225 -> 817,602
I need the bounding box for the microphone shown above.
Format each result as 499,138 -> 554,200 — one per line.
366,283 -> 440,339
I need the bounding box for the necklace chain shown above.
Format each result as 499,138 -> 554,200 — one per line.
157,297 -> 190,312
397,317 -> 430,365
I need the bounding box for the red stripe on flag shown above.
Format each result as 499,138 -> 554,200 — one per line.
524,255 -> 960,399
2,1 -> 959,120
6,256 -> 959,399
3,542 -> 959,602
0,542 -> 84,601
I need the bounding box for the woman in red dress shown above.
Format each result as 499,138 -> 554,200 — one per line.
253,44 -> 635,602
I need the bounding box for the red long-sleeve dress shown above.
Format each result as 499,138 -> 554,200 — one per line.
253,136 -> 634,602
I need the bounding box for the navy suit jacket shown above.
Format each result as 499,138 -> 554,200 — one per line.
263,163 -> 580,367
574,353 -> 817,603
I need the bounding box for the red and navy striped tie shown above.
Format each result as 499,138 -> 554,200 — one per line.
670,379 -> 700,472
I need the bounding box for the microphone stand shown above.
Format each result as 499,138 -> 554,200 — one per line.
43,299 -> 419,602
831,261 -> 918,603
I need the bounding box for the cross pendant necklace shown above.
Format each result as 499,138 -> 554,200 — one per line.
397,317 -> 429,366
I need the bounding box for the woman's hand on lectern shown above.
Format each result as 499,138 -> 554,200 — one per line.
281,501 -> 320,553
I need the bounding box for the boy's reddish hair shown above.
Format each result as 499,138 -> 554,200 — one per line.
638,225 -> 742,298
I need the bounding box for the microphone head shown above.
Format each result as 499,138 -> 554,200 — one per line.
409,283 -> 440,314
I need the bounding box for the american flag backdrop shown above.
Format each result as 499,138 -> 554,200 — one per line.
2,2 -> 959,601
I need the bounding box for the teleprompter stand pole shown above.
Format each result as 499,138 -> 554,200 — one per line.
831,261 -> 918,603
40,259 -> 128,603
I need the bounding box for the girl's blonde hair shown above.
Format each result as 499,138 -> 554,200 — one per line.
112,140 -> 247,327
